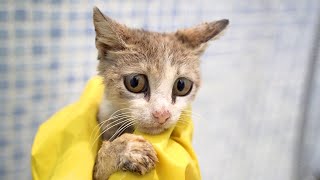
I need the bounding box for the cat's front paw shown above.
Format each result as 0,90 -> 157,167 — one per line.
118,134 -> 158,175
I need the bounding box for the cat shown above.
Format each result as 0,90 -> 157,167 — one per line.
92,7 -> 229,180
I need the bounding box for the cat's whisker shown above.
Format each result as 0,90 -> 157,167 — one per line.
98,113 -> 133,129
91,119 -> 132,149
179,113 -> 203,121
174,123 -> 190,128
176,121 -> 190,126
116,119 -> 138,139
116,123 -> 136,140
180,110 -> 204,119
115,122 -> 136,140
180,111 -> 199,116
94,118 -> 133,141
89,107 -> 132,141
174,124 -> 187,128
178,117 -> 201,123
179,113 -> 201,119
179,116 -> 199,123
90,113 -> 133,142
101,112 -> 132,123
101,109 -> 132,123
108,107 -> 132,117
177,114 -> 202,123
91,118 -> 134,148
96,116 -> 135,140
91,114 -> 136,142
93,113 -> 134,136
179,116 -> 189,120
181,114 -> 202,120
180,111 -> 203,119
90,107 -> 135,142
109,121 -> 136,141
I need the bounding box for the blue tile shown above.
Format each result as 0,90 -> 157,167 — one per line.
16,64 -> 26,71
33,78 -> 44,86
15,29 -> 27,38
0,63 -> 8,73
33,63 -> 45,70
130,9 -> 137,17
13,106 -> 25,116
67,75 -> 76,84
0,111 -> 5,117
15,9 -> 27,21
14,121 -> 22,131
83,74 -> 90,82
0,138 -> 8,146
51,0 -> 62,4
85,11 -> 91,19
32,45 -> 44,55
50,46 -> 60,53
142,23 -> 149,29
51,11 -> 61,20
0,81 -> 8,89
68,12 -> 78,20
14,0 -> 27,3
0,164 -> 6,176
32,10 -> 44,21
49,61 -> 59,69
85,27 -> 94,35
15,46 -> 25,56
0,11 -> 8,22
68,26 -> 81,35
50,28 -> 61,38
32,92 -> 43,101
32,28 -> 45,37
50,91 -> 58,99
0,47 -> 8,56
0,30 -> 8,40
13,149 -> 24,160
15,80 -> 25,88
31,120 -> 40,129
172,6 -> 177,16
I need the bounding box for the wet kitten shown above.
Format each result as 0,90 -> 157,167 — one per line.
92,7 -> 228,180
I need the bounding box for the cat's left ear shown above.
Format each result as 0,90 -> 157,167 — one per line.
175,19 -> 229,55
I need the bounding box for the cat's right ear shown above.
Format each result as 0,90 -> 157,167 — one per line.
175,19 -> 229,55
93,7 -> 131,60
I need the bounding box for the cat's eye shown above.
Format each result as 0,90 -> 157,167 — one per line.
124,74 -> 148,93
173,78 -> 193,96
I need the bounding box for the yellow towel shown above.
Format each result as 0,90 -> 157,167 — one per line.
31,76 -> 201,180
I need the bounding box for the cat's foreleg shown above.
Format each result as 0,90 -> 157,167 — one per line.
93,133 -> 158,180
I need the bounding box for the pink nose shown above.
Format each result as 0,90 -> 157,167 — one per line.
152,110 -> 171,124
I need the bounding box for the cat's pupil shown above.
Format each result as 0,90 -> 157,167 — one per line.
177,80 -> 185,91
130,77 -> 139,88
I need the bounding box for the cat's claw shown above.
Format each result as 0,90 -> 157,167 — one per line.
118,134 -> 158,175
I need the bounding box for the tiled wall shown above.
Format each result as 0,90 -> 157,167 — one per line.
0,0 -> 319,179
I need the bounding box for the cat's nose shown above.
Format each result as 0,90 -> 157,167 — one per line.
152,110 -> 171,124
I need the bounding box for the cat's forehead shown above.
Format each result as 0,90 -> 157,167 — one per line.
128,30 -> 199,66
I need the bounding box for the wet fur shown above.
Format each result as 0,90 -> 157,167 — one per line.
92,7 -> 229,180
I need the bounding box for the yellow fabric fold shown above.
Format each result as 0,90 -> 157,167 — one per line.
31,76 -> 201,180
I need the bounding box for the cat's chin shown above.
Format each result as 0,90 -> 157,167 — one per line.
136,126 -> 167,135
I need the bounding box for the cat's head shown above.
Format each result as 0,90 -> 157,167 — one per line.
93,7 -> 228,134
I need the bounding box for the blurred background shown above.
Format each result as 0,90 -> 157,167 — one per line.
0,0 -> 319,179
